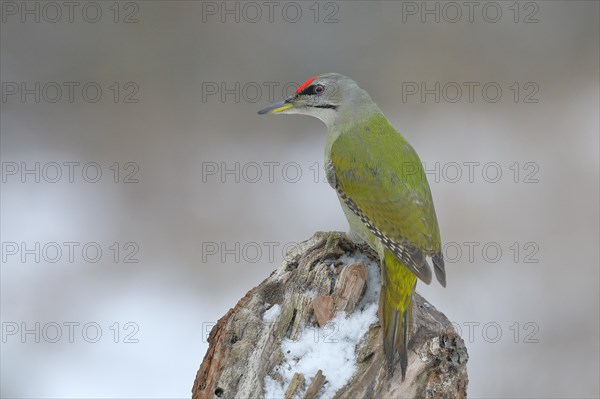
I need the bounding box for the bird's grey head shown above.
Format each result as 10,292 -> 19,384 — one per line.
258,73 -> 377,127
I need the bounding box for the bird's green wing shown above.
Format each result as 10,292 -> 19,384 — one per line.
329,114 -> 445,285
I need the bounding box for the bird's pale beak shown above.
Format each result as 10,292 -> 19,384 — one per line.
258,97 -> 295,115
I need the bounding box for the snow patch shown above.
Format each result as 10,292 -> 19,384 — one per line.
263,304 -> 281,322
264,375 -> 286,399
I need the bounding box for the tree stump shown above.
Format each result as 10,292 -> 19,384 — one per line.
192,232 -> 468,399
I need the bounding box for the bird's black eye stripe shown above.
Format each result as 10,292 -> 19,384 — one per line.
313,104 -> 337,110
298,84 -> 325,96
298,85 -> 316,96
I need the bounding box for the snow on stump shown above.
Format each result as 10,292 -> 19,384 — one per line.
192,232 -> 468,399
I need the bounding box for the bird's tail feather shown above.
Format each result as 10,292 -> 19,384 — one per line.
380,250 -> 416,381
382,292 -> 412,380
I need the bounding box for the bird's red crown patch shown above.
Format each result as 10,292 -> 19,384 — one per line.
296,76 -> 317,93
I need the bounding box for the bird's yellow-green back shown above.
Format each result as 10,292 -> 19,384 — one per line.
328,113 -> 441,256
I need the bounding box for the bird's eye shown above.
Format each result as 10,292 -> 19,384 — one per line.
314,85 -> 325,95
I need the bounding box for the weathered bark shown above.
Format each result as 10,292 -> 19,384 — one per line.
192,232 -> 468,399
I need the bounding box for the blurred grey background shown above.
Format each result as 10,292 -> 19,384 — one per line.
1,1 -> 598,398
